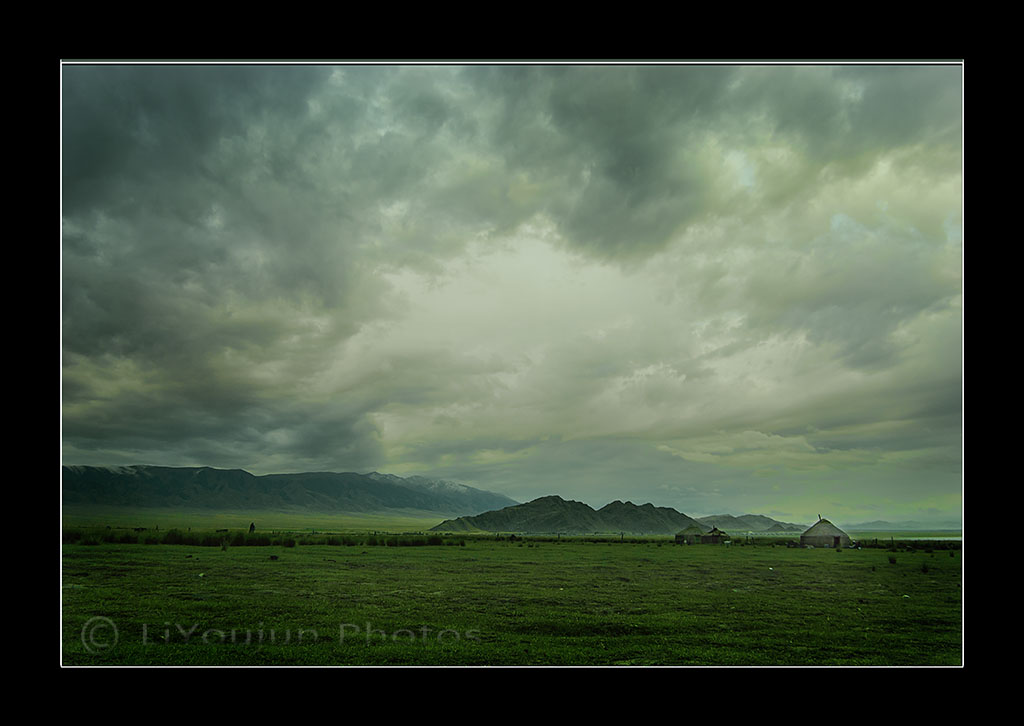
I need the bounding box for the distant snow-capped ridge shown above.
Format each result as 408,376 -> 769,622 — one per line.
65,464 -> 141,476
367,472 -> 471,494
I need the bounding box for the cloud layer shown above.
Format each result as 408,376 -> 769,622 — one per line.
61,62 -> 963,524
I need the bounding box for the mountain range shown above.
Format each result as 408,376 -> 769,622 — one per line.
430,495 -> 805,535
62,465 -> 864,534
61,465 -> 518,517
842,519 -> 962,531
695,513 -> 806,533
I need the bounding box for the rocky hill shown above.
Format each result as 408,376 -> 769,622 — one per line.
431,495 -> 707,535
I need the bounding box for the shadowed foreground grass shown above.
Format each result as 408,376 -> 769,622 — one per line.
61,539 -> 962,666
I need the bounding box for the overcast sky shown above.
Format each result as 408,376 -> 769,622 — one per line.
61,62 -> 963,525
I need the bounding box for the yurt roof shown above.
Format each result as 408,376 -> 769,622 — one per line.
802,518 -> 848,536
677,525 -> 703,535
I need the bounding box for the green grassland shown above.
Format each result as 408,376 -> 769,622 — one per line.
61,521 -> 963,666
848,531 -> 962,541
62,505 -> 448,534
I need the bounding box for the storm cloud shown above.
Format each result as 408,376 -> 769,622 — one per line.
61,62 -> 963,525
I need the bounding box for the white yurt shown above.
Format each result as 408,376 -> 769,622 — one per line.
800,518 -> 852,548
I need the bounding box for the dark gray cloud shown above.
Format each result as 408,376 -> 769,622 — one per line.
61,62 -> 963,524
63,65 -> 333,213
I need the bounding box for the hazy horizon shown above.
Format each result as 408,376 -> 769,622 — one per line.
61,61 -> 963,527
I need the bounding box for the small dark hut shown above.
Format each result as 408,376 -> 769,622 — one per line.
701,526 -> 729,544
674,525 -> 703,544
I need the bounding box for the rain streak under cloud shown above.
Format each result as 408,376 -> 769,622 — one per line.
61,62 -> 963,526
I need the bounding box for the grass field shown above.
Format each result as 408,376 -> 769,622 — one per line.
61,505 -> 448,534
61,524 -> 963,666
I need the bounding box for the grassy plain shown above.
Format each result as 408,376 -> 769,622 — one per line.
61,505 -> 446,534
61,522 -> 963,666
